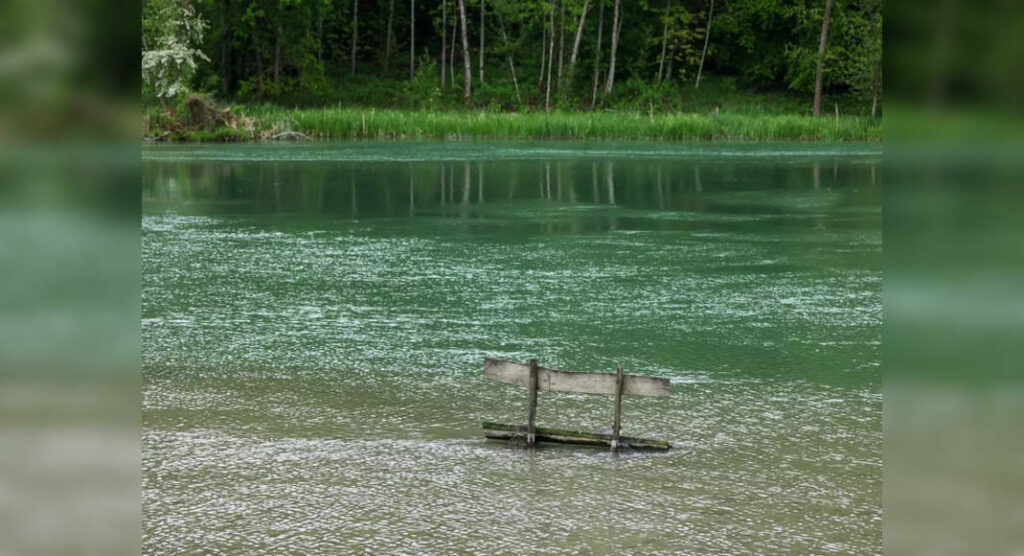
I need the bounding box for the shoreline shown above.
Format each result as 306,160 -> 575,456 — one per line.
144,104 -> 882,143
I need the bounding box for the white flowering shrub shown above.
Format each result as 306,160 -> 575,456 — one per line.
142,0 -> 209,102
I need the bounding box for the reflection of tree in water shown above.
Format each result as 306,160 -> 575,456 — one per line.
142,156 -> 880,227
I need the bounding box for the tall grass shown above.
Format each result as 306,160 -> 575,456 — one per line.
234,106 -> 881,141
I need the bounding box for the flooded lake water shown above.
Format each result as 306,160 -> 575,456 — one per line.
142,141 -> 881,554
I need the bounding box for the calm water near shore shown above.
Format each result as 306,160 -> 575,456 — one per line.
143,141 -> 881,553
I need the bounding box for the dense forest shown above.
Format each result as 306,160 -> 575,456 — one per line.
143,0 -> 882,116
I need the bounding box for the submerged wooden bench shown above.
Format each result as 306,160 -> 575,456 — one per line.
481,357 -> 672,451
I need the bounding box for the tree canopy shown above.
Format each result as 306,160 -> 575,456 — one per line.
142,0 -> 882,114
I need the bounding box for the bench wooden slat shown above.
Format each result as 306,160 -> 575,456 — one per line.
484,357 -> 670,397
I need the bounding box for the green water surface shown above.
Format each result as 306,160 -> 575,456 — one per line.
143,141 -> 881,554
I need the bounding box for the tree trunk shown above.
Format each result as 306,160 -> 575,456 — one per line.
274,24 -> 281,83
556,0 -> 566,93
410,0 -> 415,79
694,0 -> 713,87
497,13 -> 522,103
450,6 -> 457,86
603,0 -> 621,96
589,0 -> 605,110
316,12 -> 323,63
665,45 -> 674,82
457,0 -> 472,105
567,0 -> 590,81
384,0 -> 395,75
479,0 -> 485,83
351,0 -> 359,75
545,5 -> 555,111
220,0 -> 231,95
538,24 -> 547,90
812,0 -> 834,116
255,25 -> 264,93
441,0 -> 447,87
657,0 -> 670,84
870,60 -> 881,117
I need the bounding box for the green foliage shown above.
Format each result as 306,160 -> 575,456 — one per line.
143,0 -> 882,119
661,3 -> 703,81
832,0 -> 882,100
404,59 -> 443,109
713,0 -> 882,102
607,79 -> 667,112
142,0 -> 210,102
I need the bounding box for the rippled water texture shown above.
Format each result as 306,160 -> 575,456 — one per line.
143,141 -> 881,554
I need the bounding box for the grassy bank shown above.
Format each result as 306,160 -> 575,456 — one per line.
144,100 -> 882,142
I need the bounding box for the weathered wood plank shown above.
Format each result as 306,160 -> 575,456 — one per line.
482,422 -> 670,450
611,365 -> 624,451
484,357 -> 670,397
526,358 -> 538,446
